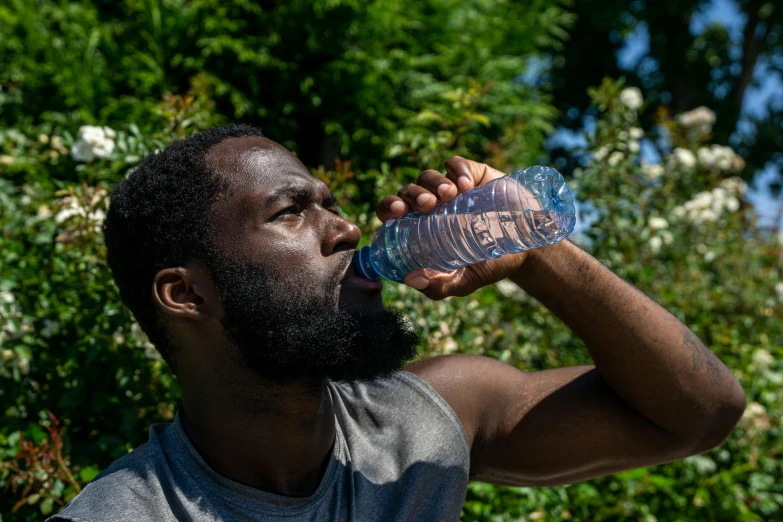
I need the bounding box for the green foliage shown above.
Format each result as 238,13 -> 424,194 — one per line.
1,2 -> 781,522
549,1 -> 783,191
0,0 -> 571,176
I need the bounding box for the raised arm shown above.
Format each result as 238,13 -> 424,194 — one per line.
405,239 -> 746,486
382,156 -> 746,487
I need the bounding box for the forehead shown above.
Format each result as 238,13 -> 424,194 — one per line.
206,136 -> 314,193
206,137 -> 331,240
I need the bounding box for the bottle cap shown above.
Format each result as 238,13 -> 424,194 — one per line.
352,247 -> 381,280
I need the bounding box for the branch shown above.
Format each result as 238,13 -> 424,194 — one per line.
728,0 -> 770,115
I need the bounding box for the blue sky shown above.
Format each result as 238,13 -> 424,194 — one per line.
559,0 -> 783,234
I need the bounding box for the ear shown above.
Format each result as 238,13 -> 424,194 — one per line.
152,262 -> 221,320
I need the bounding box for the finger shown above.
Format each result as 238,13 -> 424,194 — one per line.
444,156 -> 506,192
403,267 -> 475,301
397,184 -> 440,214
416,170 -> 459,203
377,195 -> 408,222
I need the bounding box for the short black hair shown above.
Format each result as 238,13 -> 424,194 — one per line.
102,124 -> 265,370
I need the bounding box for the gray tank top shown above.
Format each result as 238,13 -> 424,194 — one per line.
48,371 -> 471,521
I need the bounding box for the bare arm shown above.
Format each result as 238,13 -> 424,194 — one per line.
406,240 -> 746,487
383,156 -> 746,486
509,239 -> 746,443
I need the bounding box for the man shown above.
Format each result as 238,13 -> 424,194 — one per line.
49,124 -> 746,521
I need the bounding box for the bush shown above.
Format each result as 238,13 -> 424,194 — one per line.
1,1 -> 781,519
2,77 -> 781,521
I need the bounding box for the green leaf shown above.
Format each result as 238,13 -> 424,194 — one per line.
40,497 -> 54,515
80,465 -> 100,483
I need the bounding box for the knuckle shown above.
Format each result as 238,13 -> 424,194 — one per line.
417,169 -> 441,184
397,185 -> 412,198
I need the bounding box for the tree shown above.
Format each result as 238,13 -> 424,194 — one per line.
549,0 -> 783,191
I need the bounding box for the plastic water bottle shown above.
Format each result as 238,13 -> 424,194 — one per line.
352,166 -> 575,283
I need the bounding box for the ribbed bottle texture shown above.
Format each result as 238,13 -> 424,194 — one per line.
353,166 -> 576,283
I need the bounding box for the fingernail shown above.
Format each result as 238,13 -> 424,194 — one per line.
390,201 -> 405,213
458,177 -> 470,189
437,184 -> 451,198
407,276 -> 429,290
416,193 -> 434,206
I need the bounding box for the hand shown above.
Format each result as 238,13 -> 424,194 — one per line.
376,156 -> 530,300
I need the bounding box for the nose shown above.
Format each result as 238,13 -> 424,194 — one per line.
323,212 -> 361,256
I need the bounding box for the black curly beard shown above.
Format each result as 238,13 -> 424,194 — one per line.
205,253 -> 421,383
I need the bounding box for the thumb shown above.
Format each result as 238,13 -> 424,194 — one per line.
403,268 -> 439,291
403,267 -> 474,300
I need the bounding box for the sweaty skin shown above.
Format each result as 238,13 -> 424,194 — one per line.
151,137 -> 746,495
152,137 -> 382,496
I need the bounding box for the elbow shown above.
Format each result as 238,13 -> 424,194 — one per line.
691,383 -> 747,454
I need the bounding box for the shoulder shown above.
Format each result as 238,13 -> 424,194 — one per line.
47,425 -> 175,522
403,354 -> 530,449
329,370 -> 470,468
330,370 -> 465,433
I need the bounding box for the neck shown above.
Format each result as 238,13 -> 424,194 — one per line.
179,368 -> 336,497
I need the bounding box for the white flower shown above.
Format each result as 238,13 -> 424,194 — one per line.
648,217 -> 669,231
662,231 -> 674,245
71,125 -> 116,162
496,280 -> 526,301
725,196 -> 740,212
145,345 -> 162,361
678,106 -> 716,136
629,127 -> 644,139
0,155 -> 13,165
746,401 -> 766,418
649,236 -> 663,253
672,205 -> 686,218
704,251 -> 716,262
699,209 -> 718,222
443,337 -> 459,354
130,322 -> 149,343
619,87 -> 643,111
752,349 -> 774,370
40,320 -> 60,338
691,191 -> 713,210
71,141 -> 96,162
698,145 -> 745,173
0,291 -> 14,304
711,187 -> 728,201
776,282 -> 783,298
697,147 -> 714,168
112,332 -> 126,345
594,146 -> 609,161
37,205 -> 53,219
720,177 -> 748,196
55,198 -> 83,224
88,209 -> 105,224
672,148 -> 696,169
642,163 -> 664,179
608,151 -> 624,166
18,357 -> 30,375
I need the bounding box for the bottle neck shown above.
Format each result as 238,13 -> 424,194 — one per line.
352,246 -> 381,280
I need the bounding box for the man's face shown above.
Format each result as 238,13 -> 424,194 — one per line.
204,137 -> 419,382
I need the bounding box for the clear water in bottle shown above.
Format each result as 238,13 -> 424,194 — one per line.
353,166 -> 575,283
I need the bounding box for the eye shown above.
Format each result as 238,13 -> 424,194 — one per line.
275,204 -> 304,219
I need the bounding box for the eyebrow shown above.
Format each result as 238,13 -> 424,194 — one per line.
264,186 -> 340,209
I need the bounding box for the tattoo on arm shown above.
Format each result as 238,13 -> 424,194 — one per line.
684,329 -> 726,385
